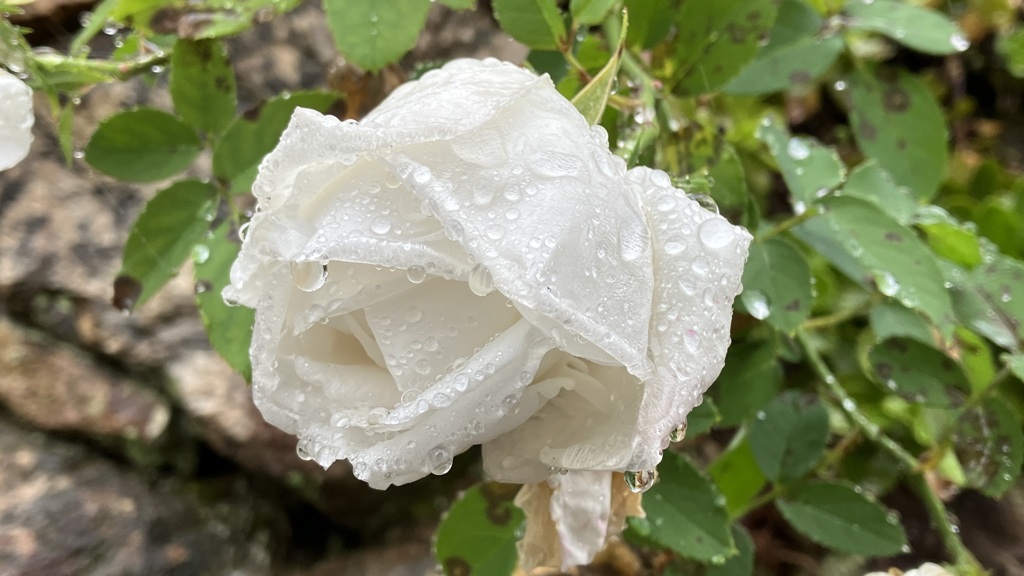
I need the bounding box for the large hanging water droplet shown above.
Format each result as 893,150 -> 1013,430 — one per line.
468,263 -> 495,296
669,420 -> 688,443
746,290 -> 771,320
699,218 -> 735,250
291,261 -> 328,292
624,469 -> 657,493
427,444 -> 453,475
406,265 -> 427,284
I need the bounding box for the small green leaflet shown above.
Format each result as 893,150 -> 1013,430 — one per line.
844,0 -> 969,56
710,433 -> 766,517
749,391 -> 829,482
709,339 -> 783,427
85,108 -> 202,182
841,160 -> 917,226
492,0 -> 566,50
571,9 -> 627,125
118,180 -> 217,310
324,0 -> 431,72
170,38 -> 237,135
434,483 -> 523,576
954,398 -> 1024,498
757,114 -> 845,209
868,337 -> 970,407
741,238 -> 813,333
707,525 -> 755,576
569,0 -> 616,26
776,481 -> 907,555
194,222 -> 254,382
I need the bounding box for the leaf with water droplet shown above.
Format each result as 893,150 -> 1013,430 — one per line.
749,391 -> 829,483
757,113 -> 846,209
571,9 -> 627,125
709,339 -> 783,427
776,481 -> 907,555
847,67 -> 948,200
795,196 -> 956,341
724,0 -> 842,95
170,38 -> 237,135
117,180 -> 217,311
868,337 -> 970,407
941,254 -> 1024,350
953,397 -> 1023,498
869,301 -> 934,346
627,452 -> 735,562
324,0 -> 430,72
914,206 -> 982,269
709,434 -> 766,517
845,0 -> 968,55
841,160 -> 917,226
741,238 -> 812,333
706,524 -> 754,576
434,482 -> 523,576
195,221 -> 254,382
670,0 -> 779,95
686,397 -> 720,438
492,0 -> 566,50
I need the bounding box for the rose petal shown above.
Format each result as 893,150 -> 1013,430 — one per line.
624,167 -> 752,472
483,358 -> 642,483
0,70 -> 33,171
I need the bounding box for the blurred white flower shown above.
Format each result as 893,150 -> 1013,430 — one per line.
865,562 -> 953,576
225,58 -> 750,569
0,69 -> 33,171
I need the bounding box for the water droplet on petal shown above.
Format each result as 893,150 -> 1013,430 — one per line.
291,261 -> 328,292
468,263 -> 495,296
699,218 -> 735,250
406,265 -> 427,284
669,420 -> 688,442
624,470 -> 657,493
370,217 -> 392,235
427,444 -> 453,475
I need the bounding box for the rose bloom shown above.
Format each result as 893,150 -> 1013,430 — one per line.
0,69 -> 34,171
225,58 -> 750,569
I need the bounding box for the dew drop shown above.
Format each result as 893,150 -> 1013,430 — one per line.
874,271 -> 900,297
787,138 -> 811,160
746,291 -> 771,320
406,265 -> 427,284
624,470 -> 657,493
950,32 -> 969,52
669,421 -> 688,442
468,263 -> 495,296
370,217 -> 392,235
291,261 -> 328,292
699,218 -> 736,250
427,444 -> 453,475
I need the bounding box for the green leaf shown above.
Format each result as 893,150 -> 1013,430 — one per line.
324,0 -> 431,72
709,340 -> 783,427
869,302 -> 935,346
194,222 -> 254,381
687,398 -> 720,438
434,483 -> 523,576
795,196 -> 956,340
844,0 -> 969,56
1007,353 -> 1024,381
749,391 -> 830,482
710,433 -> 767,517
954,398 -> 1024,498
439,0 -> 476,9
571,10 -> 626,124
868,337 -> 970,406
623,0 -> 671,49
725,0 -> 842,95
756,114 -> 846,208
170,39 -> 237,135
708,144 -> 751,227
85,108 -> 201,182
492,0 -> 566,50
838,443 -> 903,497
741,239 -> 813,333
776,482 -> 907,555
841,160 -> 917,226
119,180 -> 217,310
848,68 -> 948,200
913,206 -> 982,269
707,525 -> 755,576
570,0 -> 616,25
672,0 -> 779,95
213,91 -> 339,188
943,255 -> 1024,351
639,452 -> 735,562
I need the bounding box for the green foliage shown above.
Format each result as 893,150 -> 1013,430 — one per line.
85,108 -> 202,181
195,222 -> 255,382
492,0 -> 566,50
776,482 -> 907,555
741,239 -> 813,333
170,39 -> 237,135
434,483 -> 524,576
749,392 -> 830,482
324,0 -> 431,72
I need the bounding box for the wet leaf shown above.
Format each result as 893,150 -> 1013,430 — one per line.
85,108 -> 202,182
725,0 -> 842,95
194,221 -> 254,381
795,196 -> 956,340
845,0 -> 968,56
777,482 -> 907,555
623,0 -> 671,49
943,255 -> 1024,351
687,398 -> 720,438
868,337 -> 970,407
848,68 -> 948,200
869,301 -> 934,346
213,91 -> 338,190
632,452 -> 735,562
710,434 -> 766,517
324,0 -> 430,72
119,180 -> 217,310
757,114 -> 846,209
741,238 -> 813,333
571,10 -> 626,124
954,398 -> 1024,498
493,0 -> 566,50
707,144 -> 751,227
672,0 -> 779,95
707,524 -> 754,576
1007,353 -> 1024,381
750,391 -> 830,482
841,160 -> 917,226
569,0 -> 616,25
709,340 -> 783,427
435,483 -> 523,576
170,38 -> 237,135
913,207 -> 982,269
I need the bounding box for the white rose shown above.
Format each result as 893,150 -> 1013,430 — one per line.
225,58 -> 751,568
865,563 -> 953,576
0,69 -> 34,171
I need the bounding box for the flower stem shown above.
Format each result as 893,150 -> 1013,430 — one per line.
756,207 -> 819,242
797,329 -> 986,574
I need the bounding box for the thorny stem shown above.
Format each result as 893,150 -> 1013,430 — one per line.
797,330 -> 987,575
